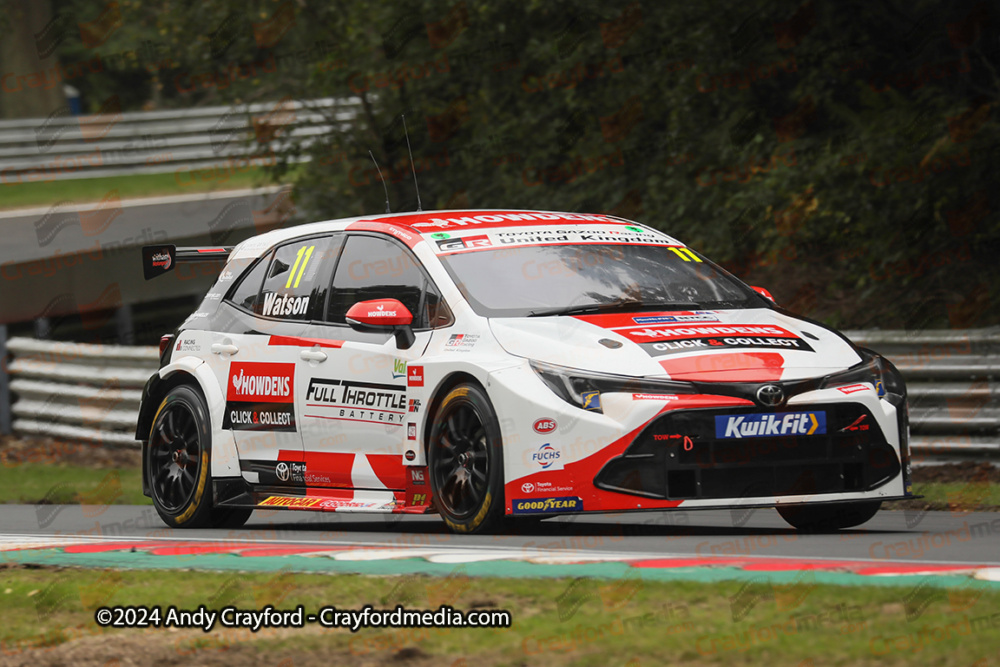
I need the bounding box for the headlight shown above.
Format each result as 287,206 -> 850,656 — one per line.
529,360 -> 696,413
820,349 -> 906,400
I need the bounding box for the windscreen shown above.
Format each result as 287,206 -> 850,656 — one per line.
439,243 -> 763,317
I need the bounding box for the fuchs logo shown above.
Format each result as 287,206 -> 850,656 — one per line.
262,293 -> 309,317
531,443 -> 562,470
407,366 -> 424,387
715,411 -> 826,439
533,419 -> 557,434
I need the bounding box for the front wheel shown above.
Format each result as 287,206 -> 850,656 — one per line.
428,384 -> 505,534
777,500 -> 882,532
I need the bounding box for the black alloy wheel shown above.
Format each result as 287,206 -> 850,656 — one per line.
147,384 -> 250,528
428,384 -> 505,534
150,394 -> 202,513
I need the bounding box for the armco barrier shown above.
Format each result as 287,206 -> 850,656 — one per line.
5,337 -> 157,445
1,330 -> 998,460
0,96 -> 360,181
845,328 -> 999,463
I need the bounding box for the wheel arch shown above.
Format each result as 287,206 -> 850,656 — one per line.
138,358 -> 241,496
421,371 -> 485,457
138,370 -> 202,496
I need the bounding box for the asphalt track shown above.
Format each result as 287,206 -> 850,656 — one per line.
4,505 -> 999,567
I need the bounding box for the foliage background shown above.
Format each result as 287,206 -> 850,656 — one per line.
5,0 -> 999,329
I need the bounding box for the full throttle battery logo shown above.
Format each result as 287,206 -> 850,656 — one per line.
223,362 -> 296,432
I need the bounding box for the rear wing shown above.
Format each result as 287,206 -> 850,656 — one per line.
141,245 -> 233,280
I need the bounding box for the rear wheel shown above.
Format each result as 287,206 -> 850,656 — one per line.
777,500 -> 881,532
428,384 -> 505,534
147,384 -> 250,529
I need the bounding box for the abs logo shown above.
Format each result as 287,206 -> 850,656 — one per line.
533,418 -> 557,434
531,443 -> 563,470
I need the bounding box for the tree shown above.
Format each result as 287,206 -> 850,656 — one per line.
37,0 -> 1000,328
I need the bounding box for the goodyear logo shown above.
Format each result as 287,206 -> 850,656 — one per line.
581,391 -> 602,412
715,411 -> 826,439
511,496 -> 583,514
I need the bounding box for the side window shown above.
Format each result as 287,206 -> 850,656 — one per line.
257,236 -> 341,320
424,279 -> 454,329
327,235 -> 441,327
225,252 -> 272,313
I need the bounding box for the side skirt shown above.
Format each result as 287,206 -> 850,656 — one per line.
211,478 -> 435,514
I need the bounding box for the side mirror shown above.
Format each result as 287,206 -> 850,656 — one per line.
751,286 -> 776,303
345,299 -> 416,349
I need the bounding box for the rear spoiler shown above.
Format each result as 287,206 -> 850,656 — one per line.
141,245 -> 233,280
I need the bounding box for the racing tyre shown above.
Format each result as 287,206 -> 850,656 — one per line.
147,385 -> 217,528
428,384 -> 505,534
210,507 -> 253,528
777,500 -> 882,532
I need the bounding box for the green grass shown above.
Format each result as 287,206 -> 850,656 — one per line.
1,568 -> 998,665
0,167 -> 286,210
0,465 -> 149,505
907,481 -> 1000,512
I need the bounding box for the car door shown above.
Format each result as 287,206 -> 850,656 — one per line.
296,233 -> 450,491
214,234 -> 340,490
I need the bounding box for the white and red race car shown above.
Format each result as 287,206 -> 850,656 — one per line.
137,209 -> 912,533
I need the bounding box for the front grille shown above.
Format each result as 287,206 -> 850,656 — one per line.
594,403 -> 900,500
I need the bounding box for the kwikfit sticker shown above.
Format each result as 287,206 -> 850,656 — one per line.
715,411 -> 826,439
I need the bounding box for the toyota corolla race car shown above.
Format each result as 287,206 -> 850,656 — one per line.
136,209 -> 912,533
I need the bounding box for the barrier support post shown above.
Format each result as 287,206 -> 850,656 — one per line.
0,325 -> 10,435
116,304 -> 134,345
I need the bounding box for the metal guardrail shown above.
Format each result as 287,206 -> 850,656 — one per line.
1,330 -> 998,459
845,328 -> 1000,463
4,337 -> 158,445
0,97 -> 360,181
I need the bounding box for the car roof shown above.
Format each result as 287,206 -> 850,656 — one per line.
231,208 -> 667,259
